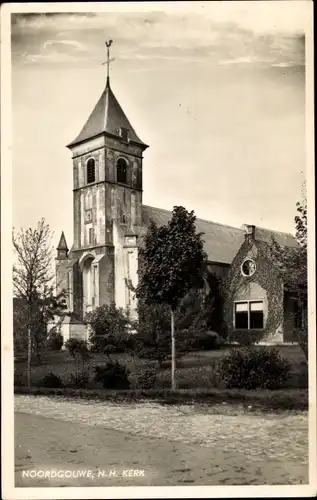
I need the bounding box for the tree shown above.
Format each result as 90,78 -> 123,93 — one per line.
13,218 -> 67,386
269,189 -> 308,359
136,206 -> 207,389
295,182 -> 307,249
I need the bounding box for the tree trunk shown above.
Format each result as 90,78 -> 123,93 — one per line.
171,308 -> 176,390
27,325 -> 32,388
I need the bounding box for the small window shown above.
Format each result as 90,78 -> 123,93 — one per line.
241,258 -> 256,277
117,158 -> 128,184
250,301 -> 264,329
234,301 -> 264,330
87,158 -> 95,184
235,302 -> 249,329
88,228 -> 93,245
120,127 -> 129,142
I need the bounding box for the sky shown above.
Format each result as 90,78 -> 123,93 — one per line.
11,2 -> 310,250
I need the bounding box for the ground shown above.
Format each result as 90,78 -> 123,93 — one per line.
15,395 -> 308,487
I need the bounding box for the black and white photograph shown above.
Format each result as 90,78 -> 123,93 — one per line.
1,1 -> 315,498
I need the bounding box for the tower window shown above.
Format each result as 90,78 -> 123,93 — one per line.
87,158 -> 95,184
120,127 -> 129,143
89,228 -> 93,245
117,158 -> 128,184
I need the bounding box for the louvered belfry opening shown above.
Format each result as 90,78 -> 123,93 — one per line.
87,158 -> 95,184
117,158 -> 128,184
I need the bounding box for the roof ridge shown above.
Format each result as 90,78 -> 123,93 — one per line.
142,204 -> 243,232
255,225 -> 295,238
143,205 -> 296,237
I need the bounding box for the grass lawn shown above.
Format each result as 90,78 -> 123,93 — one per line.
14,344 -> 307,390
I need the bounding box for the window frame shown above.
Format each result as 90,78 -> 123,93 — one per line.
241,258 -> 256,277
86,157 -> 96,184
234,299 -> 264,330
116,157 -> 129,185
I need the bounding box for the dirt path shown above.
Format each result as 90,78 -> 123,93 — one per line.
15,397 -> 308,486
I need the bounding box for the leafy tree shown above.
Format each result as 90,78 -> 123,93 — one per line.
269,189 -> 308,359
85,303 -> 135,357
13,219 -> 67,386
136,206 -> 207,389
295,182 -> 307,249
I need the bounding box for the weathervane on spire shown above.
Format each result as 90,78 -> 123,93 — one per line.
102,39 -> 115,85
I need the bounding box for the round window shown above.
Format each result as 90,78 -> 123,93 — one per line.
241,258 -> 256,277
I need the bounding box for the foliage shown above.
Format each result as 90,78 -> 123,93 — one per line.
69,373 -> 90,389
94,362 -> 130,389
39,372 -> 64,388
12,219 -> 67,377
135,367 -> 157,389
217,347 -> 291,390
196,331 -> 224,350
47,330 -> 64,351
135,302 -> 171,365
135,283 -> 225,364
65,338 -> 88,358
136,206 -> 207,311
65,338 -> 90,381
86,303 -> 134,355
268,188 -> 308,359
295,183 -> 307,249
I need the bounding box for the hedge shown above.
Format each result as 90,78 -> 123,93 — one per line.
14,386 -> 308,411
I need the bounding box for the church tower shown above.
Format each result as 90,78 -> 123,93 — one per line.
62,41 -> 148,320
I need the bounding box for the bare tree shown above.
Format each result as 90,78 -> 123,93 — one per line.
13,218 -> 67,386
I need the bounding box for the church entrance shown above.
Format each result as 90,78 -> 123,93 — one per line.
82,255 -> 96,315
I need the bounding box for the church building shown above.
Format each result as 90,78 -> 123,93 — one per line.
55,52 -> 303,345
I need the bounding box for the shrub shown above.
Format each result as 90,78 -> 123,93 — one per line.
40,372 -> 64,388
196,331 -> 224,350
65,338 -> 90,358
217,347 -> 291,390
14,370 -> 25,387
136,367 -> 157,389
69,374 -> 90,389
94,362 -> 130,389
47,330 -> 64,351
86,303 -> 133,353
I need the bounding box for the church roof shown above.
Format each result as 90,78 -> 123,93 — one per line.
141,205 -> 297,265
57,231 -> 68,251
67,79 -> 148,149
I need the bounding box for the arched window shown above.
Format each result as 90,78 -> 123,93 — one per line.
117,158 -> 128,184
86,158 -> 95,184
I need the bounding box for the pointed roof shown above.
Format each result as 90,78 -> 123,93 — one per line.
57,231 -> 68,252
67,78 -> 148,149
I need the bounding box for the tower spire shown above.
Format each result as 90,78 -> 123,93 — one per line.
102,39 -> 115,87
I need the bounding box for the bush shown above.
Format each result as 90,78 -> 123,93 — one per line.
196,331 -> 224,350
47,330 -> 64,351
217,347 -> 291,390
69,374 -> 90,389
39,372 -> 64,388
86,303 -> 133,353
94,362 -> 130,389
65,338 -> 90,359
136,367 -> 157,389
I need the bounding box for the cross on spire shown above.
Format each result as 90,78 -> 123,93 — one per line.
102,39 -> 115,86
